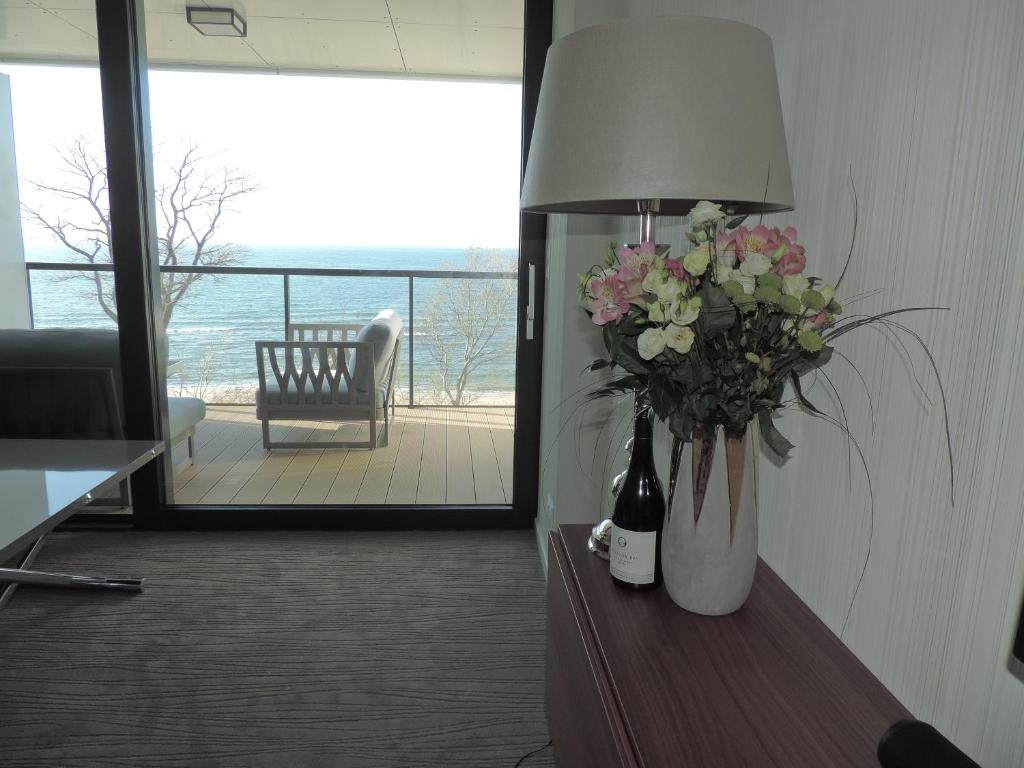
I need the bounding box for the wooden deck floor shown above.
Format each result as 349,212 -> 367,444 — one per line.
172,405 -> 515,505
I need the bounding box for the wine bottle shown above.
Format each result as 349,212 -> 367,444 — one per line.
609,407 -> 665,591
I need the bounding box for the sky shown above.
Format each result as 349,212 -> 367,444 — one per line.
2,65 -> 523,250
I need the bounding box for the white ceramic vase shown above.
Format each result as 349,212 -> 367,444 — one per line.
661,424 -> 758,615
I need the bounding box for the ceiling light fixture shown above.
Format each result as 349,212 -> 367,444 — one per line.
186,6 -> 247,38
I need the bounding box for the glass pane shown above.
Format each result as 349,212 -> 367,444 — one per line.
0,7 -> 131,506
146,1 -> 524,506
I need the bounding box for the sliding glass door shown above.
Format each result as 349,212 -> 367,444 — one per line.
142,2 -> 532,518
3,0 -> 547,525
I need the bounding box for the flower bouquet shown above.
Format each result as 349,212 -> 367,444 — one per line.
581,200 -> 839,456
580,200 -> 948,614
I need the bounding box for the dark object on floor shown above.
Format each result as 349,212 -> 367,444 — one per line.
514,738 -> 553,767
0,530 -> 553,767
878,720 -> 980,768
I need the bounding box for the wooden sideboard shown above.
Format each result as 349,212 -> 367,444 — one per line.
545,524 -> 911,767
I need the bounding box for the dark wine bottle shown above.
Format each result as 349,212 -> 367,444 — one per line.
609,407 -> 665,591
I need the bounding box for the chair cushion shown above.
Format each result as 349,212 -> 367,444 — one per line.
349,309 -> 403,403
167,397 -> 205,439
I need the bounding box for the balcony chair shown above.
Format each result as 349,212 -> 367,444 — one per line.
255,309 -> 402,450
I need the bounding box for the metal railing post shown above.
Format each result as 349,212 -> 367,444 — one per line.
283,274 -> 291,337
25,268 -> 34,328
408,275 -> 414,407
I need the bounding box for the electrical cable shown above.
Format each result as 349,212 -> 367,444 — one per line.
513,738 -> 553,767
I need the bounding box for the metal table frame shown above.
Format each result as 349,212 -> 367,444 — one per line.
0,440 -> 163,611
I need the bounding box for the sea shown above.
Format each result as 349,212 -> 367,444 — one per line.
26,244 -> 519,404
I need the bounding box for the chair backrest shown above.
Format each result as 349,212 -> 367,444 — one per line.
0,328 -> 124,422
286,323 -> 364,368
0,366 -> 124,439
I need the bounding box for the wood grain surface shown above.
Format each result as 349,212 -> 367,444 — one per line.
547,524 -> 909,767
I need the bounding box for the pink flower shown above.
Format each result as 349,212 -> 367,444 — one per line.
765,225 -> 806,276
774,250 -> 806,276
715,231 -> 739,267
587,274 -> 630,325
615,241 -> 657,304
616,241 -> 656,276
663,258 -> 687,279
716,225 -> 774,263
807,310 -> 830,330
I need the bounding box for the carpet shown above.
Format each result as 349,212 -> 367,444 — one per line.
0,530 -> 554,768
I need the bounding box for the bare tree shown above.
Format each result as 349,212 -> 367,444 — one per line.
21,138 -> 256,328
421,249 -> 517,405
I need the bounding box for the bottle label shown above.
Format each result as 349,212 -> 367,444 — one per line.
609,525 -> 657,584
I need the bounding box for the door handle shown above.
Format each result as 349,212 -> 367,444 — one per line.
526,263 -> 536,340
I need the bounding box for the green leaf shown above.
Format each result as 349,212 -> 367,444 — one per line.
754,285 -> 782,304
722,280 -> 745,299
648,375 -> 681,418
801,289 -> 827,311
789,372 -> 825,415
757,272 -> 783,291
757,411 -> 794,458
669,410 -> 694,441
793,344 -> 834,375
798,330 -> 824,353
696,284 -> 735,335
585,358 -> 611,373
736,294 -> 758,313
780,294 -> 802,314
725,214 -> 748,230
612,335 -> 650,376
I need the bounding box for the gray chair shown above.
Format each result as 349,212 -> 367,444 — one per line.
256,310 -> 403,449
0,328 -> 205,465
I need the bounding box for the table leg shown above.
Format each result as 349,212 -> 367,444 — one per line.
0,535 -> 143,611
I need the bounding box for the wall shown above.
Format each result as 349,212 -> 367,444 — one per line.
535,0 -> 1024,764
0,74 -> 30,328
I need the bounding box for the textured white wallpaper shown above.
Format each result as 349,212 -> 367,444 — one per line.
631,1 -> 1024,763
540,0 -> 1024,763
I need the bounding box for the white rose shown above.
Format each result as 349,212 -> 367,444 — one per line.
739,252 -> 771,277
665,324 -> 695,354
657,277 -> 686,304
637,327 -> 667,360
688,200 -> 725,228
670,296 -> 702,326
647,301 -> 666,324
783,274 -> 810,297
723,268 -> 756,294
683,246 -> 712,277
641,269 -> 666,295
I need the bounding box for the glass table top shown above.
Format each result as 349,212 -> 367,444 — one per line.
0,440 -> 163,558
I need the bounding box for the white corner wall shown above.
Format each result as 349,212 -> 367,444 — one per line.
537,0 -> 1024,763
0,74 -> 29,329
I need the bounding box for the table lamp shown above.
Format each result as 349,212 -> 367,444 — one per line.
521,15 -> 794,243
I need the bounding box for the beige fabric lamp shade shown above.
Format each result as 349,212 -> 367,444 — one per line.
521,16 -> 794,216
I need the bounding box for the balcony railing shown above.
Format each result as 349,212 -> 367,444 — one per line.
24,261 -> 518,407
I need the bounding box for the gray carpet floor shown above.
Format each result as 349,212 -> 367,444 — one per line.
0,530 -> 555,768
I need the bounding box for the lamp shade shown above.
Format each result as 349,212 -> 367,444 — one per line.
521,16 -> 794,216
